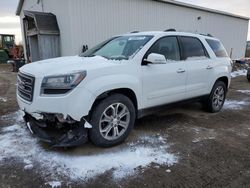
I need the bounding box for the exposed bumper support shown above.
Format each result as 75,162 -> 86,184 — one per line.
24,113 -> 90,147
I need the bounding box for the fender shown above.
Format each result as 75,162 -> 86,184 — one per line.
209,64 -> 231,91
84,74 -> 142,109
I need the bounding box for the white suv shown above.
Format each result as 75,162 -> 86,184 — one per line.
17,31 -> 232,147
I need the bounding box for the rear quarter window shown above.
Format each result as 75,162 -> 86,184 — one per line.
206,39 -> 228,58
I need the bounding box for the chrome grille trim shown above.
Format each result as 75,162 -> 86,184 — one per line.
17,72 -> 35,102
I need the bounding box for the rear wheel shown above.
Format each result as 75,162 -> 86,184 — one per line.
205,81 -> 227,113
89,94 -> 136,147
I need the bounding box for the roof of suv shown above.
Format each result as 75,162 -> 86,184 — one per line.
123,31 -> 218,40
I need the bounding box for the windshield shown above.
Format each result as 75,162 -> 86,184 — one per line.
81,35 -> 153,60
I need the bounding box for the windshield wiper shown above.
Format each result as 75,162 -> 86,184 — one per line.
82,54 -> 96,57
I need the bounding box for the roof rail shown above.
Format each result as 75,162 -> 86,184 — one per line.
130,31 -> 140,33
199,33 -> 214,37
165,29 -> 176,32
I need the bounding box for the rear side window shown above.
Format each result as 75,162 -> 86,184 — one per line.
206,39 -> 228,57
180,37 -> 208,60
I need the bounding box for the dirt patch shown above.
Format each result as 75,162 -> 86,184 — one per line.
0,65 -> 18,118
0,65 -> 250,187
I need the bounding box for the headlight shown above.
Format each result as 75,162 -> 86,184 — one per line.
41,71 -> 87,95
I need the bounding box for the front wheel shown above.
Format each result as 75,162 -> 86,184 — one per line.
205,81 -> 227,113
89,94 -> 136,147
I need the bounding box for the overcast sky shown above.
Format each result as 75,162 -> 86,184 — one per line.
0,0 -> 21,43
0,0 -> 249,44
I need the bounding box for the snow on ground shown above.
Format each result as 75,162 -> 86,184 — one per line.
45,181 -> 62,188
231,69 -> 247,78
0,97 -> 7,102
191,127 -> 217,143
223,100 -> 249,110
0,111 -> 23,122
0,111 -> 177,182
237,90 -> 250,94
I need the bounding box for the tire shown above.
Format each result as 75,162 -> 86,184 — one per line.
89,94 -> 136,147
205,81 -> 227,113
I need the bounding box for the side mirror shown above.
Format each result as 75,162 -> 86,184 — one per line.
145,53 -> 167,64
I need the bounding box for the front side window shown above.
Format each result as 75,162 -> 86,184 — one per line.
206,39 -> 228,58
180,37 -> 208,60
81,35 -> 153,60
146,36 -> 181,61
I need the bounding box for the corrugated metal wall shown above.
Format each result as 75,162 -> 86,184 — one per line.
20,0 -> 249,59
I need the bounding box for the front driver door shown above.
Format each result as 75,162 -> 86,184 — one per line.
142,36 -> 187,108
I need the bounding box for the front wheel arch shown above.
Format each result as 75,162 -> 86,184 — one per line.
89,93 -> 136,147
89,88 -> 138,119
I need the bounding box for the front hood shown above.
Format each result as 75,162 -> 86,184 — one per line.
20,56 -> 119,77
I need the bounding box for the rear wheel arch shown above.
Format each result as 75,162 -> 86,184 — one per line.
215,76 -> 229,90
205,80 -> 227,113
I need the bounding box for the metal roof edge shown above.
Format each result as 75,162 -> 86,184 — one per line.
16,0 -> 250,20
155,0 -> 250,20
16,0 -> 24,16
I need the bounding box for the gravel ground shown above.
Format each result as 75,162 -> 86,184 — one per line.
0,64 -> 250,188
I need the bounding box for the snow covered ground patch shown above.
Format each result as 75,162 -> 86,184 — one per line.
45,181 -> 62,188
231,69 -> 247,78
0,111 -> 23,123
223,100 -> 249,110
237,90 -> 250,94
191,127 -> 217,143
0,97 -> 7,102
0,111 -> 177,182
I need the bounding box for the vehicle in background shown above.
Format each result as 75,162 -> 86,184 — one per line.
17,31 -> 232,148
0,34 -> 25,71
0,34 -> 15,59
247,67 -> 250,82
246,41 -> 250,58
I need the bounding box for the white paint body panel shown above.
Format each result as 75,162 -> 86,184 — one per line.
19,0 -> 248,60
17,32 -> 232,121
142,61 -> 187,107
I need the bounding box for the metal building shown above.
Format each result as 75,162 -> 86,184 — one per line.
16,0 -> 249,61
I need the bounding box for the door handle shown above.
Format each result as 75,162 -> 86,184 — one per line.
206,65 -> 213,70
177,69 -> 186,73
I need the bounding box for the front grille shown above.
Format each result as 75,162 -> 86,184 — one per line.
17,72 -> 35,102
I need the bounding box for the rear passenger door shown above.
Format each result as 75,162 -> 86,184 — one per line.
179,36 -> 214,98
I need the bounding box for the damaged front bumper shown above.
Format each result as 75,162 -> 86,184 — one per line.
23,112 -> 92,147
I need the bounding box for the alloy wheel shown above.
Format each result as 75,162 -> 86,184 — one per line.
99,103 -> 130,141
212,86 -> 225,110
